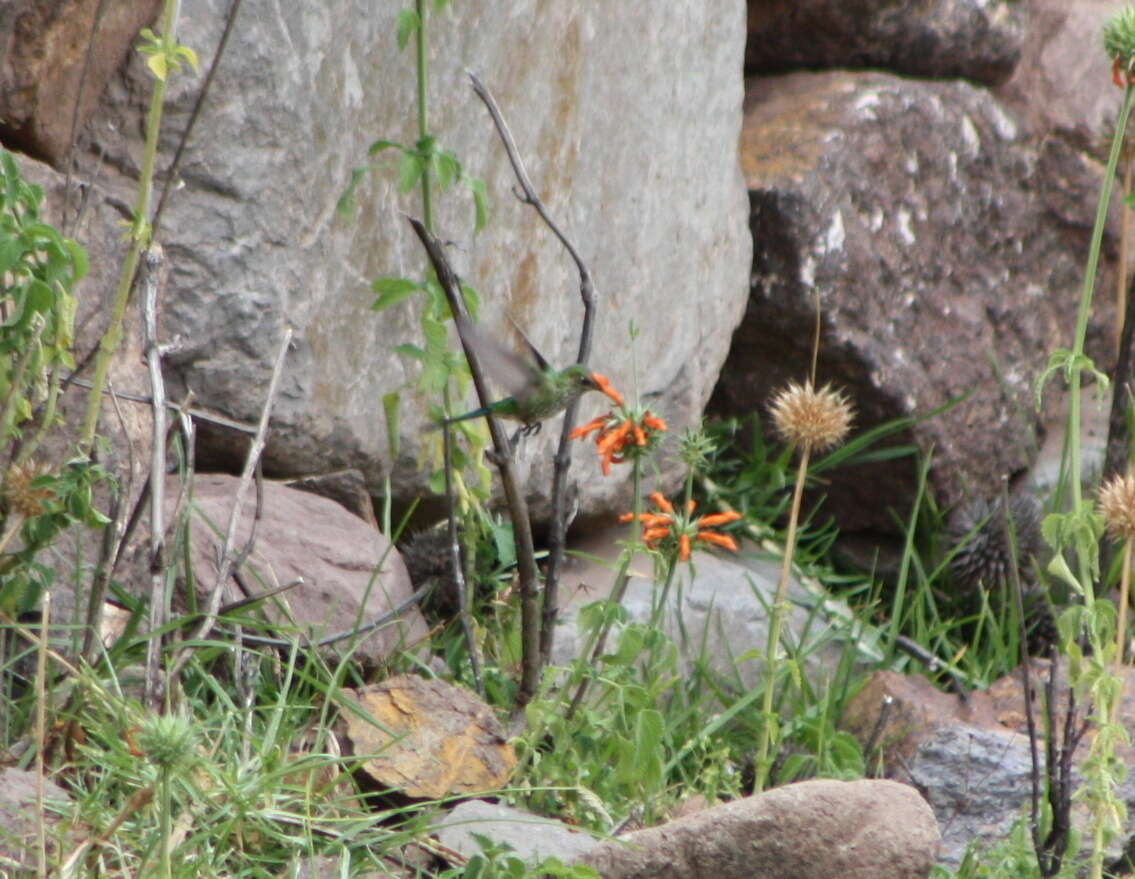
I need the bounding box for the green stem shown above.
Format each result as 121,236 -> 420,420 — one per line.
415,0 -> 432,231
1069,86 -> 1135,591
754,445 -> 810,792
158,767 -> 172,879
564,458 -> 643,719
80,0 -> 182,450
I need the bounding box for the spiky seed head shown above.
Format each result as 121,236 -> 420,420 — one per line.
946,492 -> 1042,592
135,711 -> 198,771
1099,471 -> 1135,541
1104,6 -> 1135,69
769,380 -> 854,452
679,421 -> 714,472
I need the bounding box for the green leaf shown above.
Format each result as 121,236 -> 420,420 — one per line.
0,238 -> 23,275
398,152 -> 424,193
336,167 -> 367,216
391,343 -> 426,361
460,282 -> 481,322
370,277 -> 421,311
146,52 -> 169,82
467,176 -> 489,232
490,520 -> 515,568
65,238 -> 88,282
395,9 -> 420,51
367,139 -> 404,157
175,44 -> 199,72
435,150 -> 459,190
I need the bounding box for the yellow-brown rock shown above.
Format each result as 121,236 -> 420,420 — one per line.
341,675 -> 515,800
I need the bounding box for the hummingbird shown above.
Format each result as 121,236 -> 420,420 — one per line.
439,316 -> 600,435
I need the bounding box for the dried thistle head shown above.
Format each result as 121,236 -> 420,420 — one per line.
1099,471 -> 1135,541
4,460 -> 52,519
769,380 -> 854,452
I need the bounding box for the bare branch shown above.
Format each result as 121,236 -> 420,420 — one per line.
406,215 -> 543,705
468,71 -> 598,667
165,327 -> 292,691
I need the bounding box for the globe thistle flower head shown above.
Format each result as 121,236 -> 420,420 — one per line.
769,380 -> 854,452
946,492 -> 1042,592
1099,471 -> 1135,541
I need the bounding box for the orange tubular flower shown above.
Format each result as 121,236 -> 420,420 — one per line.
621,493 -> 742,563
569,374 -> 668,475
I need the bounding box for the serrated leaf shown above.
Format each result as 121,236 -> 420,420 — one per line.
395,9 -> 420,51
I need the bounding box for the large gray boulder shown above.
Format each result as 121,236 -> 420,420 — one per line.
76,1 -> 752,519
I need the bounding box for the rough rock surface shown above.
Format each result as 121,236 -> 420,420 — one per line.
75,0 -> 752,520
843,665 -> 1135,868
578,778 -> 939,879
0,0 -> 162,164
711,70 -> 1112,536
746,0 -> 1025,86
0,767 -> 73,871
123,473 -> 427,668
341,675 -> 514,799
996,0 -> 1123,149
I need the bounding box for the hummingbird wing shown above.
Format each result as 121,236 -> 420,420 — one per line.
454,313 -> 544,403
504,314 -> 552,373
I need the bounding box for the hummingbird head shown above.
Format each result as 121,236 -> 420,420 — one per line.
564,365 -> 601,394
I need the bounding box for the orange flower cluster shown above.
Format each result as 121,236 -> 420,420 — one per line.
570,373 -> 668,475
620,491 -> 742,562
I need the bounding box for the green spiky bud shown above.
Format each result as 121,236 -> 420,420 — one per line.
1104,6 -> 1135,70
135,712 -> 198,771
678,421 -> 715,472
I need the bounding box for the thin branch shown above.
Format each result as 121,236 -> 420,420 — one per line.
64,376 -> 258,434
142,245 -> 169,711
151,0 -> 246,238
406,215 -> 543,705
165,327 -> 292,690
467,71 -> 598,667
62,0 -> 111,237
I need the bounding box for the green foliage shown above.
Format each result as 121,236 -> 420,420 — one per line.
0,150 -> 83,445
439,836 -> 601,879
0,151 -> 111,617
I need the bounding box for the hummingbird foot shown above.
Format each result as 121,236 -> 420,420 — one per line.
520,422 -> 542,437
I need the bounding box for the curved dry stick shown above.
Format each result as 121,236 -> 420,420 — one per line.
467,72 -> 597,667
